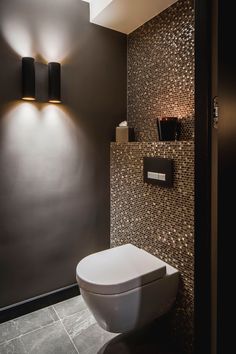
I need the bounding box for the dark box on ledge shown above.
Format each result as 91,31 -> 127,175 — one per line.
157,117 -> 180,141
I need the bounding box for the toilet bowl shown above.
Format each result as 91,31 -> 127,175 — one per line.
76,243 -> 179,333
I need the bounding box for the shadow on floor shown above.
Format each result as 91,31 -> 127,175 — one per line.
98,317 -> 180,354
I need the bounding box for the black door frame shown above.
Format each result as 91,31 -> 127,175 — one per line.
194,0 -> 216,353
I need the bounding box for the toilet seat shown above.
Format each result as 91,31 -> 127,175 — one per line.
76,244 -> 167,295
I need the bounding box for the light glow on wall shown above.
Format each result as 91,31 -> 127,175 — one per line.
38,23 -> 71,63
0,0 -> 89,64
1,18 -> 34,57
0,102 -> 90,199
1,17 -> 71,63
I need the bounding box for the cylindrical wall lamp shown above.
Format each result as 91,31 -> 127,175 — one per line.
22,57 -> 35,101
48,62 -> 61,103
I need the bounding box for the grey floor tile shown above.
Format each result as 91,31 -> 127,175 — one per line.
0,338 -> 27,354
16,307 -> 59,336
0,299 -> 179,354
0,306 -> 59,344
73,322 -> 117,354
48,306 -> 59,322
0,321 -> 19,344
62,308 -> 96,338
53,295 -> 87,319
20,321 -> 77,354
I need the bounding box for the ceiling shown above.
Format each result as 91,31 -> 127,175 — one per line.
82,0 -> 178,34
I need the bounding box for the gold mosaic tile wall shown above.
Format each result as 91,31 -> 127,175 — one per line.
110,142 -> 194,353
127,0 -> 195,142
111,1 -> 195,351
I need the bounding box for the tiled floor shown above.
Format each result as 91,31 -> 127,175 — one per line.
0,295 -> 178,354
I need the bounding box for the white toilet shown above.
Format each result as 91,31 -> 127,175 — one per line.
76,243 -> 179,333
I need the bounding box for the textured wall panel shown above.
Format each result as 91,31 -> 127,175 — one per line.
111,141 -> 194,352
127,0 -> 194,142
111,1 -> 195,352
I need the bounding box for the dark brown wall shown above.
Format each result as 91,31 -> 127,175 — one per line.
0,0 -> 127,308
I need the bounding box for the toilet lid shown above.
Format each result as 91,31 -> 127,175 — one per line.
76,244 -> 166,295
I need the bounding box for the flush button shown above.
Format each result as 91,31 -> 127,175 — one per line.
158,173 -> 166,181
147,171 -> 166,181
143,157 -> 173,187
147,171 -> 159,180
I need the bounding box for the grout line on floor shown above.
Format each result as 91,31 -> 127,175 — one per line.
18,336 -> 28,354
0,305 -> 61,345
53,306 -> 80,354
0,321 -> 59,347
48,305 -> 60,323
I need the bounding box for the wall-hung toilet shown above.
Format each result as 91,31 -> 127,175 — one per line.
76,243 -> 179,333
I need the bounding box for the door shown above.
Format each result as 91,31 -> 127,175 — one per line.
195,0 -> 233,353
217,0 -> 234,353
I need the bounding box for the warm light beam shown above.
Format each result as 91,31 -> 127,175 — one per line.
1,18 -> 34,57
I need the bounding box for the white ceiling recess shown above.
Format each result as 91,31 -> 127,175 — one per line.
82,0 -> 178,34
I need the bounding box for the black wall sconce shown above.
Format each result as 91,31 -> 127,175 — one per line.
48,62 -> 61,103
22,57 -> 35,101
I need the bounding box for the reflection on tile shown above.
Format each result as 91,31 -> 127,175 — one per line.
0,307 -> 58,344
53,295 -> 87,319
63,308 -> 96,338
20,322 -> 77,354
0,338 -> 27,354
73,322 -> 117,354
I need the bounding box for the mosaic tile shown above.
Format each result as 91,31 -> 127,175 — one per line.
127,0 -> 195,142
110,141 -> 194,353
117,1 -> 195,352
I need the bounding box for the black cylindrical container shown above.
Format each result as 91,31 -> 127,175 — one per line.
22,57 -> 35,101
157,117 -> 180,141
48,62 -> 61,103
